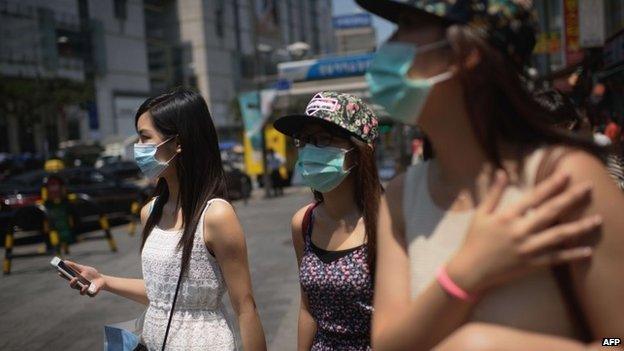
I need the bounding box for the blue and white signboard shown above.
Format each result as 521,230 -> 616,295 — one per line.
333,13 -> 372,29
278,53 -> 375,82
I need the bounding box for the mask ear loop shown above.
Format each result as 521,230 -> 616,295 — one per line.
416,39 -> 449,53
155,136 -> 179,165
427,70 -> 454,85
343,148 -> 357,173
155,136 -> 177,148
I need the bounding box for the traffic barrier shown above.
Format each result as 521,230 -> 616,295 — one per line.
127,200 -> 141,237
67,194 -> 117,253
3,205 -> 60,275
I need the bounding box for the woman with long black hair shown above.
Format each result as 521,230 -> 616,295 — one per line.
62,88 -> 266,350
358,0 -> 624,350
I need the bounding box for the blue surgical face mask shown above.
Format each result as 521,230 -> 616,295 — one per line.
296,144 -> 353,193
134,137 -> 177,180
366,41 -> 453,125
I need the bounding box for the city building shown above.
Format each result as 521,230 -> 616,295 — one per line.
0,0 -> 150,155
333,13 -> 376,54
143,0 -> 335,140
533,0 -> 624,75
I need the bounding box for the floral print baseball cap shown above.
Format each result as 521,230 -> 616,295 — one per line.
357,0 -> 537,65
274,91 -> 379,144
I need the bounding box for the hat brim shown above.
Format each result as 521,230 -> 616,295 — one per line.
355,0 -> 451,26
274,115 -> 356,140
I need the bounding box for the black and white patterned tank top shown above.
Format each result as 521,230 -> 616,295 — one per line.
298,203 -> 374,351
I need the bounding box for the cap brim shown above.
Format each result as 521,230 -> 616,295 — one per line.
355,0 -> 450,25
273,115 -> 355,140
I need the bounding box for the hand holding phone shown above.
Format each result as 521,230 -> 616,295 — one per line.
51,257 -> 99,297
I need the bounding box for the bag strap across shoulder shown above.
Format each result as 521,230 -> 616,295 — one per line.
160,198 -> 221,350
534,146 -> 593,342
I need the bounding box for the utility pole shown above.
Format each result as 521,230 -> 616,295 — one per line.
248,0 -> 272,198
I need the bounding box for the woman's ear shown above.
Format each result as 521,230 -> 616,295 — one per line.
175,136 -> 182,153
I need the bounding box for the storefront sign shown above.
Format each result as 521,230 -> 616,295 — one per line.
333,13 -> 372,29
579,0 -> 606,48
278,53 -> 374,82
564,0 -> 584,65
534,32 -> 562,54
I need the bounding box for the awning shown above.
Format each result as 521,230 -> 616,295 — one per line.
276,76 -> 369,99
273,76 -> 389,119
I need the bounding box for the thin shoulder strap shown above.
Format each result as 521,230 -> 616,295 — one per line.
301,202 -> 319,242
534,146 -> 593,342
202,197 -> 227,217
148,197 -> 157,214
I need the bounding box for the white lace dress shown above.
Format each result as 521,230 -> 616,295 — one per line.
141,199 -> 237,350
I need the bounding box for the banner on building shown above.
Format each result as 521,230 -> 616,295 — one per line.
238,90 -> 283,176
278,53 -> 374,82
564,0 -> 584,65
534,32 -> 562,54
333,13 -> 372,30
238,90 -> 276,139
579,0 -> 606,48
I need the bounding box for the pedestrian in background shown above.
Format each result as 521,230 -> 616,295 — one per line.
61,88 -> 266,351
267,148 -> 285,197
362,0 -> 624,349
274,91 -> 381,351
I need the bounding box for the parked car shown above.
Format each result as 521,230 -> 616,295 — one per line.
223,161 -> 252,201
98,160 -> 154,199
98,160 -> 252,201
0,167 -> 146,245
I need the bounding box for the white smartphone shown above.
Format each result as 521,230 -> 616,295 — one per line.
50,257 -> 96,296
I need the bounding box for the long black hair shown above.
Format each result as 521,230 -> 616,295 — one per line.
136,87 -> 227,274
420,25 -> 606,166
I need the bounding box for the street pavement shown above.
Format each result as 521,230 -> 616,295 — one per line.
0,187 -> 313,350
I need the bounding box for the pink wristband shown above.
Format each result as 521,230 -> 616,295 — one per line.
436,266 -> 478,303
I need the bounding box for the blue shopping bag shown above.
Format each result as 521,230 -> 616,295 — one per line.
104,325 -> 141,351
104,312 -> 145,351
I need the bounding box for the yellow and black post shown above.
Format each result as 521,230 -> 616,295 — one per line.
127,200 -> 140,237
3,207 -> 56,275
3,227 -> 14,274
43,217 -> 61,256
99,214 -> 117,252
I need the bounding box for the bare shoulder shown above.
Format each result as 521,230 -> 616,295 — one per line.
204,199 -> 237,224
554,148 -> 609,181
291,205 -> 311,252
291,205 -> 310,234
386,172 -> 406,199
203,199 -> 244,247
385,172 -> 406,217
555,148 -> 624,248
